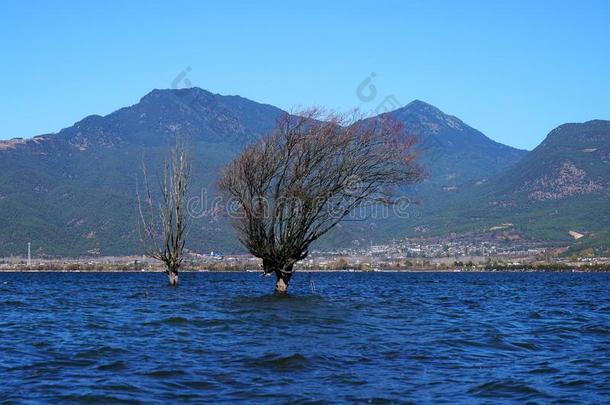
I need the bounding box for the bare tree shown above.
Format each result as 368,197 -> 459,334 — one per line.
218,109 -> 423,294
137,144 -> 191,286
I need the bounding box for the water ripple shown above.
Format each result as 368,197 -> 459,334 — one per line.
0,271 -> 609,402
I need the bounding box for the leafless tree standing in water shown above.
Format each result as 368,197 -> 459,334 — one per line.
218,110 -> 423,294
137,144 -> 191,286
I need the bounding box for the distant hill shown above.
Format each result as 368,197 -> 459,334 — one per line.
477,120 -> 610,243
482,120 -> 610,198
384,100 -> 527,193
401,120 -> 610,252
0,88 -> 284,256
322,100 -> 528,248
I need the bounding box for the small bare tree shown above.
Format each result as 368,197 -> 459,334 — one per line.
218,109 -> 423,294
137,144 -> 191,286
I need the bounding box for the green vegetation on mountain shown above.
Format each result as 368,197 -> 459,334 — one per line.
0,88 -> 283,256
397,120 -> 610,247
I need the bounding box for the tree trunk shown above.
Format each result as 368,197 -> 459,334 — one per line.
274,265 -> 293,295
167,269 -> 179,286
262,260 -> 294,295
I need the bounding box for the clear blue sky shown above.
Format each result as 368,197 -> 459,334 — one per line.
1,0 -> 609,150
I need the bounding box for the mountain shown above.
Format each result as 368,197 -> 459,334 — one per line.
383,100 -> 527,194
404,120 -> 610,252
0,88 -> 533,257
477,120 -> 610,243
321,100 -> 528,247
482,120 -> 609,199
0,88 -> 284,256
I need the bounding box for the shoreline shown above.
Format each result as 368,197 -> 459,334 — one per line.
2,268 -> 609,273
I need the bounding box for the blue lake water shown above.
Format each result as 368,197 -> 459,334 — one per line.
1,271 -> 609,403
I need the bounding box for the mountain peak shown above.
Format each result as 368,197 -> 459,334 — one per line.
550,119 -> 610,135
53,86 -> 287,149
404,99 -> 440,112
138,86 -> 216,105
552,119 -> 610,149
386,99 -> 467,135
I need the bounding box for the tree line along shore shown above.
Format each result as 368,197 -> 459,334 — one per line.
2,258 -> 609,272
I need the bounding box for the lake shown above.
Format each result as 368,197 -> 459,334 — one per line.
1,272 -> 609,403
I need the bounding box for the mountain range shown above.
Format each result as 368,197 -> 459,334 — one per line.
0,87 -> 607,257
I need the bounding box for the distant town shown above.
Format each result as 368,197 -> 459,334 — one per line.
3,235 -> 609,272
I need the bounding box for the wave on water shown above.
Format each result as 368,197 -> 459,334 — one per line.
0,271 -> 609,402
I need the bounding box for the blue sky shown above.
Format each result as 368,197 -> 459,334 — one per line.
1,0 -> 609,150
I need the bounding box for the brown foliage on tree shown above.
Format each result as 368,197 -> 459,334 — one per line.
137,144 -> 191,286
218,109 -> 423,294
